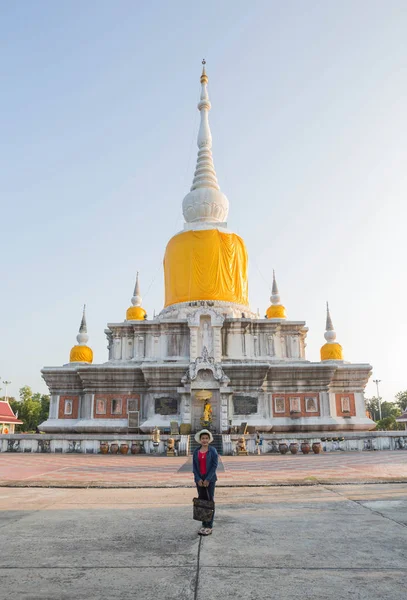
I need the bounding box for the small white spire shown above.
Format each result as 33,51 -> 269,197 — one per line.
324,302 -> 336,342
270,270 -> 281,305
76,305 -> 89,345
182,61 -> 229,225
131,272 -> 142,307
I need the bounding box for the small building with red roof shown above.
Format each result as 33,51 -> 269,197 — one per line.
0,400 -> 23,434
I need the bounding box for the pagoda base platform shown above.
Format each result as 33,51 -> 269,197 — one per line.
1,432 -> 407,455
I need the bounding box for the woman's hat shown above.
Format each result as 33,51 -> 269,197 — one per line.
194,429 -> 214,443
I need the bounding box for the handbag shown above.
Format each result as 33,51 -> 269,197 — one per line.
193,486 -> 215,522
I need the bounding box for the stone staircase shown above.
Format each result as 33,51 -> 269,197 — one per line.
189,433 -> 223,456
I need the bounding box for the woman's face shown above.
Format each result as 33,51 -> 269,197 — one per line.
200,434 -> 210,447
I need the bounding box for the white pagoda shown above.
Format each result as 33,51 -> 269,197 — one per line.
40,64 -> 374,435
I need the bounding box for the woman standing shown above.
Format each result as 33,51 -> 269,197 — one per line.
192,429 -> 218,536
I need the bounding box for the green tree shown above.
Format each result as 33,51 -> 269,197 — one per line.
395,391 -> 407,413
39,395 -> 50,424
365,397 -> 401,422
18,387 -> 41,431
376,415 -> 404,431
380,401 -> 401,419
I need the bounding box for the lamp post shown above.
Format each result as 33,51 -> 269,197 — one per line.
373,379 -> 382,420
3,381 -> 11,403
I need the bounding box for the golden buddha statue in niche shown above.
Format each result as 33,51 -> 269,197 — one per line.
203,400 -> 212,423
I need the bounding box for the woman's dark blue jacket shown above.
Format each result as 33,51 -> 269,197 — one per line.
192,445 -> 218,484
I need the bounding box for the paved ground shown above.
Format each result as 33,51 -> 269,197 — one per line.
0,483 -> 406,599
0,451 -> 407,486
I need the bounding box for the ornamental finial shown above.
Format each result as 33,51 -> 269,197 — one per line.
270,270 -> 280,304
70,304 -> 93,363
200,59 -> 208,84
182,60 -> 229,225
324,302 -> 336,341
77,305 -> 89,344
131,272 -> 142,307
320,302 -> 343,360
266,270 -> 286,319
326,301 -> 334,332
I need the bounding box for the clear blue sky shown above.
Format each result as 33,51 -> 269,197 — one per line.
1,0 -> 406,403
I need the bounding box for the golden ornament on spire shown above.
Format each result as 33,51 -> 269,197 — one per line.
200,59 -> 208,84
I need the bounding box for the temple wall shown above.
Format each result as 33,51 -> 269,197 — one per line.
2,432 -> 407,454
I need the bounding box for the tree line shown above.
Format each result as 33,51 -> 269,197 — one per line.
365,391 -> 407,431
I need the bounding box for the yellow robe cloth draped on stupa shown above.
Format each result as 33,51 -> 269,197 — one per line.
163,229 -> 249,307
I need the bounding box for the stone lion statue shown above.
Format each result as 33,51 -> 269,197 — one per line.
235,436 -> 248,455
166,437 -> 177,456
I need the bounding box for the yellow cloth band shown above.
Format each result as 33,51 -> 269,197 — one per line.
126,306 -> 146,321
266,304 -> 286,319
163,229 -> 249,307
320,343 -> 343,361
70,345 -> 93,363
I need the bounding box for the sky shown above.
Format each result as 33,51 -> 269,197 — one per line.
0,0 -> 406,403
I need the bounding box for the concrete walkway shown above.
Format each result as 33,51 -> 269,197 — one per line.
0,484 -> 406,599
1,451 -> 407,487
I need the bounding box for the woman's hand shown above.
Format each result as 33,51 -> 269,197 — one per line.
198,479 -> 204,487
203,480 -> 209,487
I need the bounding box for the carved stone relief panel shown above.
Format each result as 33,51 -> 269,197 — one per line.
196,369 -> 213,383
199,315 -> 213,356
233,396 -> 258,415
154,397 -> 178,415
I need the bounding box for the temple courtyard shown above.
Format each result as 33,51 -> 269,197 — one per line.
0,451 -> 407,487
0,453 -> 406,598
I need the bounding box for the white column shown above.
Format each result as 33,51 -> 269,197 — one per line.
134,333 -> 142,359
113,335 -> 121,360
50,395 -> 59,419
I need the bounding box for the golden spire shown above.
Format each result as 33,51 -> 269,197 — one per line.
266,270 -> 286,319
320,302 -> 343,361
69,305 -> 93,363
126,272 -> 147,321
